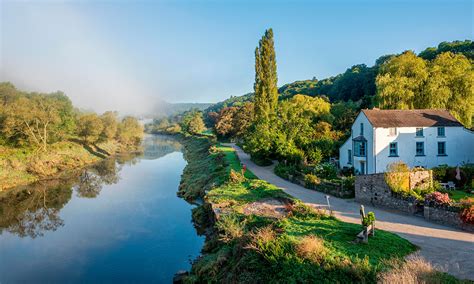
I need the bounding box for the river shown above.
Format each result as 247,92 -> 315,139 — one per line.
0,135 -> 204,283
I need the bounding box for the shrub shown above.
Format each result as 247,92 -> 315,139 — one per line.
314,162 -> 338,179
378,255 -> 441,284
295,235 -> 328,264
289,202 -> 326,219
340,166 -> 354,177
216,214 -> 246,242
229,169 -> 245,183
274,163 -> 298,180
459,197 -> 474,224
385,162 -> 410,194
342,176 -> 355,190
425,192 -> 452,207
304,173 -> 320,188
362,212 -> 375,227
245,226 -> 276,254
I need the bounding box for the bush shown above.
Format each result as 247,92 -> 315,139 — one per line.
274,163 -> 298,180
304,173 -> 320,188
295,235 -> 328,264
314,162 -> 338,179
459,197 -> 474,224
229,169 -> 245,183
385,162 -> 410,194
340,166 -> 354,177
216,214 -> 246,242
342,176 -> 355,190
425,192 -> 452,207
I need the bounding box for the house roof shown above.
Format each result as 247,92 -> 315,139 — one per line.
361,109 -> 464,128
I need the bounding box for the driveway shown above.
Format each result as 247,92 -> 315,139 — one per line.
227,144 -> 474,281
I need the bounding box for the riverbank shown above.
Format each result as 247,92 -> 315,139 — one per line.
0,139 -> 141,191
178,136 -> 467,283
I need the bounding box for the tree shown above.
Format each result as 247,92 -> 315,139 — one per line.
423,52 -> 474,127
100,111 -> 118,141
375,51 -> 428,109
215,107 -> 238,137
2,93 -> 69,150
77,113 -> 104,144
187,112 -> 206,134
253,28 -> 278,123
117,116 -> 144,147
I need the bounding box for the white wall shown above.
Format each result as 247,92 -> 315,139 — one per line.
339,137 -> 351,168
338,112 -> 374,174
374,126 -> 474,173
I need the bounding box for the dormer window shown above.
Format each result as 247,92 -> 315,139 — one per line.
389,128 -> 397,136
360,123 -> 364,136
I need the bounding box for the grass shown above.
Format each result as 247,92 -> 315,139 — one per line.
0,139 -> 123,191
178,137 -> 439,283
448,190 -> 474,201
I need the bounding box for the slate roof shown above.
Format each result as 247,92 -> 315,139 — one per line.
361,109 -> 464,127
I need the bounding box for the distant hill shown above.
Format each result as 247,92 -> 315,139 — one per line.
206,39 -> 473,114
149,101 -> 212,118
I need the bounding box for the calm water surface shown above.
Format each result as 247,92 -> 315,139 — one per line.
0,135 -> 204,283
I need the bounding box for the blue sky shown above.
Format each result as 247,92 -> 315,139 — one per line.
0,0 -> 472,114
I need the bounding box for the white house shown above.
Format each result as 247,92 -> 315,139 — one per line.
339,109 -> 474,174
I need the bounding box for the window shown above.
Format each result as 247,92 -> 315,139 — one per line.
416,128 -> 423,137
389,142 -> 398,156
389,127 -> 397,136
348,149 -> 352,164
438,142 -> 446,156
354,142 -> 366,156
360,123 -> 364,136
416,142 -> 424,156
437,127 -> 445,137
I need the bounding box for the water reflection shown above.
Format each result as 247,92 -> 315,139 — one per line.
0,134 -> 182,238
0,134 -> 202,283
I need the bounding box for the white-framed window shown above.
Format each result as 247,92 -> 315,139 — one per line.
389,127 -> 397,136
416,142 -> 424,156
389,142 -> 398,156
437,127 -> 445,137
416,128 -> 423,137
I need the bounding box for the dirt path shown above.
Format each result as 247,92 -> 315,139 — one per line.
227,144 -> 474,281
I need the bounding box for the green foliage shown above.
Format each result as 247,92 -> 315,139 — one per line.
0,84 -> 76,150
180,111 -> 206,135
274,163 -> 298,180
419,40 -> 474,60
376,51 -> 474,127
362,212 -> 376,227
314,162 -> 338,180
253,28 -> 278,123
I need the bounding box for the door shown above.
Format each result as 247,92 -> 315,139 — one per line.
360,161 -> 365,175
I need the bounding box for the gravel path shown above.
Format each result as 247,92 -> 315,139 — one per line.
227,143 -> 474,281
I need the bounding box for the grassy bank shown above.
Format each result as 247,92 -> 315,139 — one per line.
178,136 -> 467,283
0,140 -> 134,191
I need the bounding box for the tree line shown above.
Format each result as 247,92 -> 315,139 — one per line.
0,82 -> 144,151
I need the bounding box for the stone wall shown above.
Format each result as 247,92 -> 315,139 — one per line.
424,206 -> 474,232
355,173 -> 421,214
355,171 -> 474,232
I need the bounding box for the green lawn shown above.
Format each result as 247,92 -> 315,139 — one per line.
448,190 -> 473,201
186,141 -> 421,283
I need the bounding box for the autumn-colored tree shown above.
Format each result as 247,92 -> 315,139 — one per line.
117,116 -> 144,147
77,113 -> 104,144
100,111 -> 118,141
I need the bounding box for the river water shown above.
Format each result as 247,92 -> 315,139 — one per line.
0,135 -> 204,283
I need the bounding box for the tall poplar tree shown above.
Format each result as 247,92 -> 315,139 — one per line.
244,28 -> 279,161
253,28 -> 278,123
